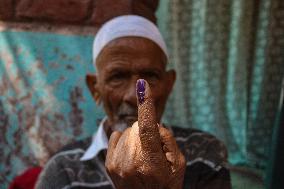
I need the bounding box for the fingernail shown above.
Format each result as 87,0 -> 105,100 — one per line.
137,79 -> 145,104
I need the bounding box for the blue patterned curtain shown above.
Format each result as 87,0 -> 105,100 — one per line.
158,0 -> 284,172
0,32 -> 105,187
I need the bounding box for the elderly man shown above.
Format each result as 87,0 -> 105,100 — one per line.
36,15 -> 231,189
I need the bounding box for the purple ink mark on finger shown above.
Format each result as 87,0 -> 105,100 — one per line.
137,79 -> 145,104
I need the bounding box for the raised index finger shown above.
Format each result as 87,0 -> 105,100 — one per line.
136,79 -> 162,154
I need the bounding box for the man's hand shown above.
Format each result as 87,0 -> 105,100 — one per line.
105,79 -> 186,189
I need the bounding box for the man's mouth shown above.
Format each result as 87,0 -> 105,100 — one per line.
117,103 -> 138,126
120,115 -> 137,121
118,114 -> 138,126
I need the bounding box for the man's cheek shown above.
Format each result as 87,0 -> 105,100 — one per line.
154,94 -> 168,120
105,91 -> 123,117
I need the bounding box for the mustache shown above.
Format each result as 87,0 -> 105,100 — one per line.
117,103 -> 137,118
112,103 -> 137,132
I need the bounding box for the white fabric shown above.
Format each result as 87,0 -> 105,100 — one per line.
93,15 -> 168,65
80,117 -> 108,161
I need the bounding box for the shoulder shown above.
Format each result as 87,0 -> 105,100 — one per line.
57,136 -> 92,153
170,126 -> 228,167
36,137 -> 101,188
170,126 -> 231,188
40,138 -> 90,172
44,137 -> 92,168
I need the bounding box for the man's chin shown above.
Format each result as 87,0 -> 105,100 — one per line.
113,117 -> 137,132
124,117 -> 137,127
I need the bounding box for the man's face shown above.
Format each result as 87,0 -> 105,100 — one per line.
88,37 -> 175,131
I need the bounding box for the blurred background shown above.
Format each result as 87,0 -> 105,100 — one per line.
0,0 -> 283,188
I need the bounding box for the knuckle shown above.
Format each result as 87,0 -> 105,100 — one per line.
139,165 -> 154,177
106,163 -> 135,179
105,163 -> 116,173
117,168 -> 134,179
179,153 -> 186,168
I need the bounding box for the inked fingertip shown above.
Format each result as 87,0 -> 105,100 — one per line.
136,79 -> 146,104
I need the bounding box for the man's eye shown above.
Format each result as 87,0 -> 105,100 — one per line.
143,72 -> 160,81
110,74 -> 123,80
107,73 -> 128,82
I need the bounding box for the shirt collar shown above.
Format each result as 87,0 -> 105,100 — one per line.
80,117 -> 109,161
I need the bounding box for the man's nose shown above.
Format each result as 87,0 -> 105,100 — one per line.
123,80 -> 137,107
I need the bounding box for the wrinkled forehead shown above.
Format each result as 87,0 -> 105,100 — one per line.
95,37 -> 167,73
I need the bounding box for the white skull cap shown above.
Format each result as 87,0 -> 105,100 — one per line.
93,15 -> 168,66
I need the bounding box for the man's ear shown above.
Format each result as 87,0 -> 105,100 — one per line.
86,74 -> 101,105
165,70 -> 176,95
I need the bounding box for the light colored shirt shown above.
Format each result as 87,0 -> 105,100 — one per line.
80,117 -> 108,161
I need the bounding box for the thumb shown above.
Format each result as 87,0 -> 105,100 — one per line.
136,79 -> 162,154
